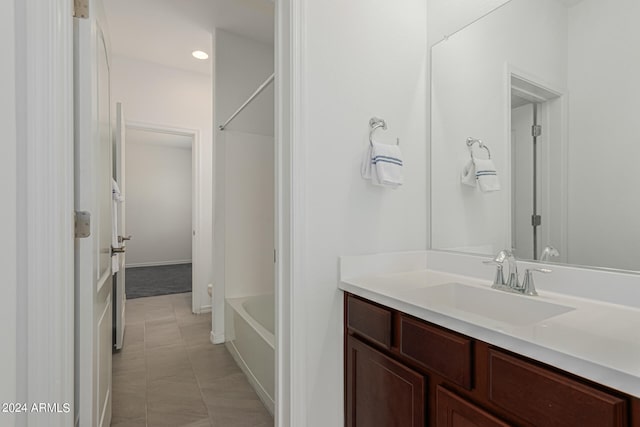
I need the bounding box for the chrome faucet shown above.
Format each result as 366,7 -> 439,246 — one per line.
539,246 -> 559,262
503,250 -> 520,290
483,255 -> 506,289
484,250 -> 551,296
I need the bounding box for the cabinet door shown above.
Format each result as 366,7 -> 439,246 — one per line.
346,335 -> 425,427
436,386 -> 511,427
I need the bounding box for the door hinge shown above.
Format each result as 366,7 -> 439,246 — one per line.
531,214 -> 542,227
274,249 -> 277,264
73,0 -> 89,19
75,211 -> 91,238
532,125 -> 542,137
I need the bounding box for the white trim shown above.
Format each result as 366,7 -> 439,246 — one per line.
96,269 -> 112,293
0,0 -> 17,421
126,120 -> 200,136
275,0 -> 307,426
17,0 -> 75,426
210,331 -> 225,345
125,260 -> 192,268
96,297 -> 111,427
98,388 -> 110,427
124,121 -> 206,314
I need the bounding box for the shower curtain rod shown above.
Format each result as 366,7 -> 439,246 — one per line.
218,73 -> 275,131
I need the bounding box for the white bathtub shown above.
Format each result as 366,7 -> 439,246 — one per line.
225,294 -> 274,414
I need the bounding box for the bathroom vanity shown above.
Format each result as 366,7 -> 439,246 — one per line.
345,292 -> 638,427
340,252 -> 640,427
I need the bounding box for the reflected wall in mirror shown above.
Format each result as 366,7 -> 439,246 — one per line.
431,0 -> 640,271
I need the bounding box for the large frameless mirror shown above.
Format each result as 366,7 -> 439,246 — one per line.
431,0 -> 640,272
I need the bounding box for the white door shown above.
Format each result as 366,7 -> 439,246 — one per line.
114,102 -> 127,350
512,103 -> 535,259
74,1 -> 114,426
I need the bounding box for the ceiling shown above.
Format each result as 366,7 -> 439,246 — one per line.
103,0 -> 274,75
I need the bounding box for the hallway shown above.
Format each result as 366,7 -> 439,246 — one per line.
111,293 -> 273,427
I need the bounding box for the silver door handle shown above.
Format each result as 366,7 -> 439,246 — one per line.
118,235 -> 132,243
111,246 -> 126,255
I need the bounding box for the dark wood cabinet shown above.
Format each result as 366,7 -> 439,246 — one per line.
344,293 -> 639,427
400,315 -> 473,390
346,295 -> 393,349
346,334 -> 425,427
487,350 -> 627,427
436,386 -> 511,427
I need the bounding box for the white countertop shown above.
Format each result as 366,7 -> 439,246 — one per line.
340,268 -> 640,398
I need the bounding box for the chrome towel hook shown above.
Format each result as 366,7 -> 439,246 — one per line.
466,137 -> 491,159
369,117 -> 400,147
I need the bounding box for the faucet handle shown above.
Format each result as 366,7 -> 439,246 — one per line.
522,268 -> 552,296
483,259 -> 506,288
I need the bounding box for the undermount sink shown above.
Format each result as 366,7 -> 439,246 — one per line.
410,282 -> 575,326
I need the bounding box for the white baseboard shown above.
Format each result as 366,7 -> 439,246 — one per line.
211,331 -> 225,345
125,260 -> 192,268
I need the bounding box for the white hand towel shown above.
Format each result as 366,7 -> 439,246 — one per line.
361,143 -> 401,188
371,142 -> 403,188
361,145 -> 374,180
460,159 -> 477,187
474,158 -> 500,192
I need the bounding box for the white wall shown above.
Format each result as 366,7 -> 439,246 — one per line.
427,0 -> 510,47
111,55 -> 213,311
214,30 -> 274,135
0,0 -> 17,421
299,0 -> 428,424
430,0 -> 567,255
224,132 -> 275,298
214,29 -> 275,307
125,132 -> 193,266
566,0 -> 640,270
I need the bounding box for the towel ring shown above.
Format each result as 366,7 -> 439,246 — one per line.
369,117 -> 400,147
466,137 -> 491,159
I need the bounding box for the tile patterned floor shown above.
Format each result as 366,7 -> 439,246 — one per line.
111,293 -> 274,427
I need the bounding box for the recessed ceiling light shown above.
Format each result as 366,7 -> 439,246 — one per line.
192,50 -> 209,60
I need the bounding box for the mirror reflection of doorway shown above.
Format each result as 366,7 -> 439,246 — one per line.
510,74 -> 561,261
511,101 -> 538,259
124,127 -> 194,299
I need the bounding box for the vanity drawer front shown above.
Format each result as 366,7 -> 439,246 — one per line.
488,349 -> 627,427
399,315 -> 473,389
346,294 -> 393,349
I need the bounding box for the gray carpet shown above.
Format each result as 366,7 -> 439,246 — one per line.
125,263 -> 192,299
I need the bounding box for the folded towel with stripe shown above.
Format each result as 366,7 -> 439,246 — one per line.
460,158 -> 500,192
474,158 -> 500,192
460,159 -> 477,187
361,142 -> 403,188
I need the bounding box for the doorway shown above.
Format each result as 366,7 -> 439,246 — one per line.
124,124 -> 201,310
510,73 -> 563,261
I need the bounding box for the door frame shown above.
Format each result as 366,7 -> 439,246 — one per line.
125,121 -> 204,314
14,0 -> 75,426
0,0 -> 17,422
275,0 -> 307,426
505,64 -> 568,262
